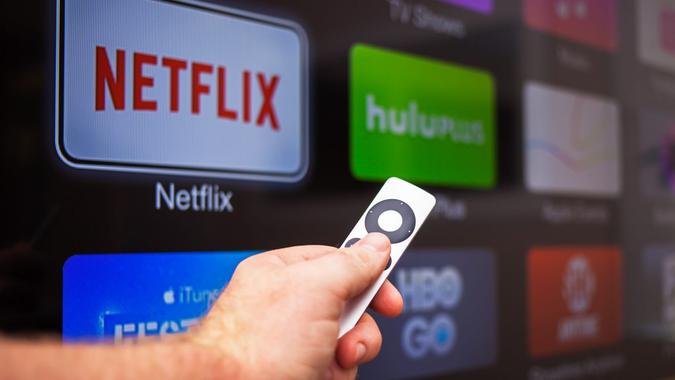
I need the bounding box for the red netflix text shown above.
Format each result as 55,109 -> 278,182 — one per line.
95,46 -> 281,130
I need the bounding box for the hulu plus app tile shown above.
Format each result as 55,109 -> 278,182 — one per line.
350,44 -> 496,189
528,247 -> 622,358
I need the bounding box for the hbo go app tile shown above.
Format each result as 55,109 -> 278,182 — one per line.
524,82 -> 621,197
359,249 -> 497,380
56,0 -> 308,182
350,44 -> 496,189
528,247 -> 623,358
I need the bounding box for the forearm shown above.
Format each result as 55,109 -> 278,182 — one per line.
0,336 -> 239,380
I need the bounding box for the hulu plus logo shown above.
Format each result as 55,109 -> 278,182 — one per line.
365,94 -> 485,144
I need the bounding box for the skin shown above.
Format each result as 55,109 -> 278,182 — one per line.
0,233 -> 403,380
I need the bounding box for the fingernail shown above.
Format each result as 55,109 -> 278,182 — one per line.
355,342 -> 367,362
357,233 -> 390,255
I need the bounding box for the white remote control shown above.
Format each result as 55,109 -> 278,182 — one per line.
338,177 -> 436,338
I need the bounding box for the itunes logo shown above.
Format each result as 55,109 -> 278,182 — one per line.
162,286 -> 220,308
163,288 -> 176,305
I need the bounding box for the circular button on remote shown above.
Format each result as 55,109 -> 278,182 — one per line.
365,199 -> 416,244
344,237 -> 361,248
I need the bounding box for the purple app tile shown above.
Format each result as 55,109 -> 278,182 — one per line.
439,0 -> 493,14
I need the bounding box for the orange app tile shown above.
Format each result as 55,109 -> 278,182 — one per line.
528,247 -> 622,358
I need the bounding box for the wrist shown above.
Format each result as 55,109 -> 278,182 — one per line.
184,322 -> 249,380
187,342 -> 243,380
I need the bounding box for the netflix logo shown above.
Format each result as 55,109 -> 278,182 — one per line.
56,0 -> 308,182
95,47 -> 281,130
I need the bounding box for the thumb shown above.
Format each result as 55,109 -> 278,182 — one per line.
300,233 -> 391,302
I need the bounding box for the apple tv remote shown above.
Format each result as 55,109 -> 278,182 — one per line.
338,177 -> 436,338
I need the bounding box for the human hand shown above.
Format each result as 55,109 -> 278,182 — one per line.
190,233 -> 403,380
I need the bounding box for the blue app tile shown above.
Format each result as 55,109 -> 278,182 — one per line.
62,251 -> 258,342
359,249 -> 497,379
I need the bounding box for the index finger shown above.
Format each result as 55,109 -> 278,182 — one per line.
369,280 -> 403,317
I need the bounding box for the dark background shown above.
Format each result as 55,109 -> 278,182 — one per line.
1,0 -> 675,378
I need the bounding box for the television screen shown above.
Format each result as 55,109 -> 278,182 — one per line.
2,0 -> 675,378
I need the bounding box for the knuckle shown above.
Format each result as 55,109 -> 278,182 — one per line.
236,256 -> 259,273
